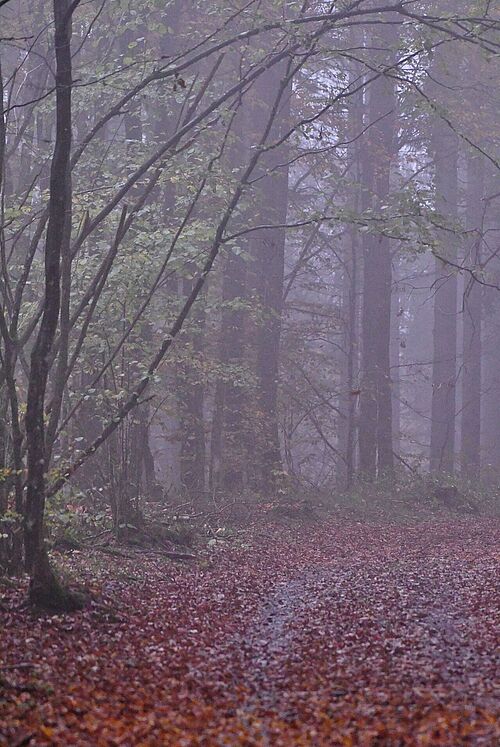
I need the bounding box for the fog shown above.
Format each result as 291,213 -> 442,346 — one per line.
1,1 -> 499,743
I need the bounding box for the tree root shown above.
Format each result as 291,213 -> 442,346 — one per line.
28,548 -> 88,613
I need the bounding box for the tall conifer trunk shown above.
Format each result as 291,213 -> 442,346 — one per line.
429,129 -> 459,475
358,22 -> 396,480
251,62 -> 291,492
461,153 -> 484,480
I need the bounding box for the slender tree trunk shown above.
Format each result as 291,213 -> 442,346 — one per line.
0,52 -> 35,568
252,63 -> 291,492
391,268 -> 401,458
219,245 -> 248,490
461,153 -> 484,480
178,279 -> 206,497
429,127 -> 459,475
110,19 -> 152,531
340,37 -> 363,489
24,0 -> 73,575
345,227 -> 359,488
358,22 -> 396,480
0,55 -> 7,516
339,226 -> 359,490
213,65 -> 252,492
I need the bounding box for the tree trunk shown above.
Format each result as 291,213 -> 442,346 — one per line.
345,226 -> 359,488
24,0 -> 73,585
358,22 -> 396,480
1,51 -> 33,575
391,269 -> 401,458
219,245 -> 248,490
251,63 -> 291,492
429,127 -> 459,475
460,153 -> 484,480
213,61 -> 253,492
178,279 -> 206,497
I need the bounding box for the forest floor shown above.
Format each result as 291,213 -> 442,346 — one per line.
0,516 -> 499,746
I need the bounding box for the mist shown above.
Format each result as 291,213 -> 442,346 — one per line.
1,1 -> 499,744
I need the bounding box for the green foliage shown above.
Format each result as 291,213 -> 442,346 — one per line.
45,491 -> 111,547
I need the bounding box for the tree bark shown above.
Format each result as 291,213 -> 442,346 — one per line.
429,128 -> 459,475
391,268 -> 401,458
251,62 -> 291,492
212,63 -> 253,492
178,279 -> 206,497
460,153 -> 484,480
219,243 -> 248,490
358,22 -> 396,480
24,0 -> 73,574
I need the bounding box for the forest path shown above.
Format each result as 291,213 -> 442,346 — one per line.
233,554 -> 498,743
1,518 -> 499,745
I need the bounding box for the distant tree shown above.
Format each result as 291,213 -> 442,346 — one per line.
358,19 -> 398,480
429,43 -> 460,476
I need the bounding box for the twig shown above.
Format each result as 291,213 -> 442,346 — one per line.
82,528 -> 112,542
92,547 -> 133,559
147,549 -> 197,561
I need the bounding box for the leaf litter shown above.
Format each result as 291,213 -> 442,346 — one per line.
1,518 -> 499,745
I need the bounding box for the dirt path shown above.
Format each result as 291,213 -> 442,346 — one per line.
1,519 -> 499,745
219,526 -> 499,745
236,558 -> 498,741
